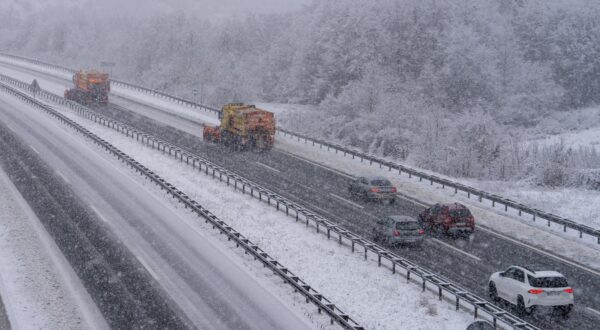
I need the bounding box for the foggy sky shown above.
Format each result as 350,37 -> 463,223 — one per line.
2,0 -> 312,18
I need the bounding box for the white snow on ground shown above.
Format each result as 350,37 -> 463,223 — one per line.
530,126 -> 600,148
3,56 -> 599,273
48,96 -> 475,329
0,163 -> 107,330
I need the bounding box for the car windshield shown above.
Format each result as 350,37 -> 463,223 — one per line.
449,209 -> 471,218
528,275 -> 569,288
396,222 -> 420,230
371,179 -> 391,186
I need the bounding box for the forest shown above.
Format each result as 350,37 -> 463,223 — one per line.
2,0 -> 600,188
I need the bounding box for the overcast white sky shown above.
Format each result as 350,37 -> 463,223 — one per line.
4,0 -> 312,17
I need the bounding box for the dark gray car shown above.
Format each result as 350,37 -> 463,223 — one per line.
348,176 -> 397,203
373,215 -> 425,246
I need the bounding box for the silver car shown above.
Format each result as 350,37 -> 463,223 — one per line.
373,215 -> 425,246
348,176 -> 397,203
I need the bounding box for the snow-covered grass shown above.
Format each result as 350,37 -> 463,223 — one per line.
0,166 -> 107,330
49,95 -> 475,330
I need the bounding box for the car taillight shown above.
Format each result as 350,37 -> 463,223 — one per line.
564,288 -> 574,294
528,289 -> 544,294
444,216 -> 452,224
469,216 -> 475,225
391,187 -> 397,193
393,230 -> 401,237
370,187 -> 381,193
418,229 -> 425,235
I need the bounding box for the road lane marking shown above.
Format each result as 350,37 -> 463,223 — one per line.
395,192 -> 429,208
137,257 -> 160,281
276,149 -> 355,179
7,125 -> 15,133
29,145 -> 40,155
587,307 -> 600,317
477,226 -> 600,277
330,193 -> 364,209
55,170 -> 70,184
255,161 -> 281,173
89,205 -> 108,223
430,238 -> 481,262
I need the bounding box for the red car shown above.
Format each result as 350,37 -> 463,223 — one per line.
418,203 -> 475,235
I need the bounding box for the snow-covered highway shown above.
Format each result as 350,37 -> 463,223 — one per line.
2,54 -> 600,329
0,89 -> 315,329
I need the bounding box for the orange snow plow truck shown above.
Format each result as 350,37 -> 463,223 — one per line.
203,103 -> 275,151
64,70 -> 110,105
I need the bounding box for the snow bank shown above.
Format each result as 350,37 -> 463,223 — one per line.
0,166 -> 107,330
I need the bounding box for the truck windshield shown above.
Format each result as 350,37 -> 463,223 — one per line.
528,275 -> 569,288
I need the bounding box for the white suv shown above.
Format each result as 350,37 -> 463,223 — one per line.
488,266 -> 574,316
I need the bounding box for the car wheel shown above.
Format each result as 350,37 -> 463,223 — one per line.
488,282 -> 498,302
390,198 -> 396,205
363,192 -> 369,202
554,304 -> 573,317
516,296 -> 532,316
372,232 -> 380,242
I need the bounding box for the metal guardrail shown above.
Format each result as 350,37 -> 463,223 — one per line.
275,129 -> 600,244
0,78 -> 364,330
0,72 -> 539,330
1,52 -> 595,245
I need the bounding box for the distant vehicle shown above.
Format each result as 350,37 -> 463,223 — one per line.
203,103 -> 275,151
418,203 -> 475,235
348,176 -> 397,203
488,265 -> 574,316
372,215 -> 425,246
64,70 -> 110,105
